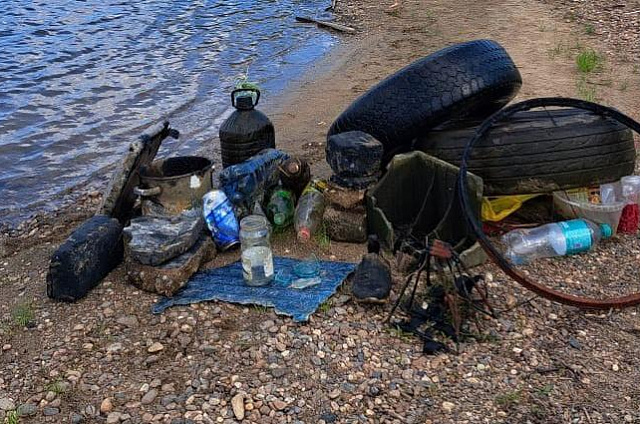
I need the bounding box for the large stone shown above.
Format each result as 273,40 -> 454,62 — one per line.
326,131 -> 383,178
125,236 -> 215,296
124,208 -> 204,266
323,205 -> 367,243
0,397 -> 15,411
47,215 -> 124,302
231,394 -> 245,420
458,242 -> 489,269
325,185 -> 365,212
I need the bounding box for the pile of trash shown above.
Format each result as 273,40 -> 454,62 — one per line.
45,39 -> 640,351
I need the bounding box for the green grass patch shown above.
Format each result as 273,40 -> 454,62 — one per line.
576,49 -> 603,73
536,384 -> 554,397
314,224 -> 331,250
11,303 -> 34,327
4,410 -> 19,424
319,300 -> 332,314
584,23 -> 595,35
495,390 -> 522,407
46,379 -> 66,395
252,305 -> 269,313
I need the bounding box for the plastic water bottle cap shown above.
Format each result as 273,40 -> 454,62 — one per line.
600,223 -> 613,238
298,227 -> 311,242
274,213 -> 285,226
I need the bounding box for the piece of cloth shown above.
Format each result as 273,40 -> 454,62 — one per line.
152,257 -> 355,322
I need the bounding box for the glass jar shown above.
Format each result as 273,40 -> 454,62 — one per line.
239,215 -> 274,286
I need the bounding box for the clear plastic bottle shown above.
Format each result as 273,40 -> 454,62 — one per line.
240,215 -> 274,286
502,219 -> 612,265
267,189 -> 295,230
294,180 -> 327,242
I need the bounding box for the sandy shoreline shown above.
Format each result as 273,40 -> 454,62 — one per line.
3,1 -> 640,423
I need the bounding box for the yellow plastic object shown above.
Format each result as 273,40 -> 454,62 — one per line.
482,195 -> 540,222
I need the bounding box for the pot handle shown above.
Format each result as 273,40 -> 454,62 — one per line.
133,186 -> 162,197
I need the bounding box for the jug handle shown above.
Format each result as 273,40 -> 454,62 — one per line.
133,186 -> 162,197
231,88 -> 260,108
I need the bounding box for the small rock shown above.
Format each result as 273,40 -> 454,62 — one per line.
568,337 -> 581,349
43,407 -> 60,416
0,397 -> 15,411
85,405 -> 97,416
141,389 -> 158,405
320,412 -> 337,423
328,389 -> 340,399
106,343 -> 123,354
16,403 -> 37,417
147,342 -> 164,353
401,369 -> 414,380
116,315 -> 139,328
106,412 -> 122,424
273,400 -> 287,411
1,344 -> 11,351
71,412 -> 84,423
100,398 -> 114,414
442,401 -> 455,412
271,368 -> 286,378
231,394 -> 245,420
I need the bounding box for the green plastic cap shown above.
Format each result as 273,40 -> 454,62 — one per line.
274,213 -> 286,226
600,223 -> 613,239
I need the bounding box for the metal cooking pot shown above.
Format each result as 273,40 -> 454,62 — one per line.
134,156 -> 213,216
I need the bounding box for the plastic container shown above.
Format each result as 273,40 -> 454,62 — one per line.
619,176 -> 640,233
219,88 -> 275,168
240,215 -> 274,286
502,219 -> 612,265
219,148 -> 290,215
553,190 -> 625,234
266,189 -> 295,230
294,180 -> 327,242
203,190 -> 240,250
622,176 -> 640,204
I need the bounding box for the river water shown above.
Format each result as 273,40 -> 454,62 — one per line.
0,0 -> 335,224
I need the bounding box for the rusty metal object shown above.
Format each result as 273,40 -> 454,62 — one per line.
459,98 -> 640,309
136,156 -> 213,215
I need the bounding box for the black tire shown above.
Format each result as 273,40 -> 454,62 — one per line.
416,108 -> 636,195
328,40 -> 522,160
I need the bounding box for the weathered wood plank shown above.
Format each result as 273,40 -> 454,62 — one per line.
99,121 -> 179,223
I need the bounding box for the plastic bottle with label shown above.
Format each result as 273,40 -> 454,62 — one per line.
202,190 -> 240,250
294,180 -> 327,242
502,219 -> 612,265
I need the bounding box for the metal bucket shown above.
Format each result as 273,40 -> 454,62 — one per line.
134,156 -> 213,215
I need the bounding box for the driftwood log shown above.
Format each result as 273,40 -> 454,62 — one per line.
295,16 -> 356,34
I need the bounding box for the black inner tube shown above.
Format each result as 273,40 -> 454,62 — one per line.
457,97 -> 640,309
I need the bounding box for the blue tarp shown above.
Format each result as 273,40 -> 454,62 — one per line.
152,257 -> 355,322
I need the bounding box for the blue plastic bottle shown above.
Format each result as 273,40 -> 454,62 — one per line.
202,190 -> 240,250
